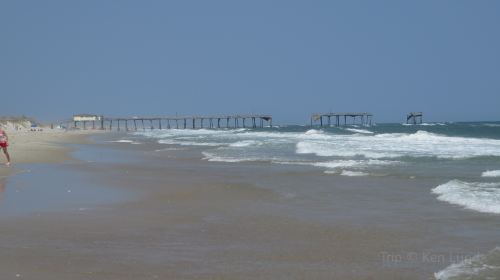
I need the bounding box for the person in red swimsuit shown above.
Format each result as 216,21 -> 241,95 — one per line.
0,127 -> 11,166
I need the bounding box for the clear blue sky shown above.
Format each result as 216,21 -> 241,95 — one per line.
1,0 -> 499,124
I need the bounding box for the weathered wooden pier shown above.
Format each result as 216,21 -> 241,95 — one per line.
311,112 -> 373,127
69,114 -> 273,131
406,112 -> 423,124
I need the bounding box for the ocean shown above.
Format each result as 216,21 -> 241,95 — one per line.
131,121 -> 500,180
102,121 -> 500,279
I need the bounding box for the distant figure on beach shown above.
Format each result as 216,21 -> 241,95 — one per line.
0,127 -> 11,166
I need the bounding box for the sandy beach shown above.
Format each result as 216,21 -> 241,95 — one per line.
0,129 -> 96,178
0,129 -> 498,280
0,133 -> 412,279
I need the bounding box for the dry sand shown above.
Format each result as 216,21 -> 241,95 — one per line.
0,129 -> 97,178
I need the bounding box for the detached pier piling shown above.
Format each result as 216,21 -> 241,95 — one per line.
70,114 -> 272,131
311,112 -> 373,127
406,112 -> 423,124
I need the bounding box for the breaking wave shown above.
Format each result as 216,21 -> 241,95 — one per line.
296,130 -> 500,159
133,125 -> 500,176
482,170 -> 500,178
434,247 -> 500,280
344,128 -> 374,134
432,180 -> 500,214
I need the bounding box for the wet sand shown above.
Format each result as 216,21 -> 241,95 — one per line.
0,133 -> 498,279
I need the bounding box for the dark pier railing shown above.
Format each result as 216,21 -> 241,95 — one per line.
69,114 -> 273,131
311,112 -> 373,127
407,112 -> 423,124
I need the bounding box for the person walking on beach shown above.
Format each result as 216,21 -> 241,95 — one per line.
0,127 -> 11,166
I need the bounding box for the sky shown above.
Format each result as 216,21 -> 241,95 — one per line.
1,0 -> 499,124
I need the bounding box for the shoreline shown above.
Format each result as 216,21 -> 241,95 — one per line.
0,130 -> 498,279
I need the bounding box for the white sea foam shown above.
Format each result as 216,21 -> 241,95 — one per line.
481,170 -> 500,177
110,140 -> 134,143
297,130 -> 500,159
139,127 -> 500,161
202,151 -> 263,162
402,123 -> 445,126
296,140 -> 401,158
135,127 -> 500,174
420,123 -> 439,126
109,139 -> 142,144
432,180 -> 500,214
313,160 -> 363,169
483,123 -> 500,127
434,247 -> 500,280
340,170 -> 369,176
313,159 -> 397,169
304,129 -> 323,135
345,128 -> 374,134
229,140 -> 262,147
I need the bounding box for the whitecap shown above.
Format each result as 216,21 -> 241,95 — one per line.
201,151 -> 264,163
109,140 -> 134,143
482,170 -> 500,177
229,140 -> 262,147
313,160 -> 363,169
483,123 -> 500,127
340,170 -> 369,176
296,140 -> 401,158
345,128 -> 374,134
432,180 -> 500,214
304,129 -> 323,135
108,139 -> 142,144
297,130 -> 500,159
313,159 -> 398,169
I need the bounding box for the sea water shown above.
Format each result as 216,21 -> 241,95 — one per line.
122,121 -> 500,279
125,122 -> 500,214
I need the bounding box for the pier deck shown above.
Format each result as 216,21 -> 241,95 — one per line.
311,112 -> 373,127
69,114 -> 272,131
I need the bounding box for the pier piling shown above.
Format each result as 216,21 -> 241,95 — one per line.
311,112 -> 373,127
407,112 -> 423,124
70,114 -> 272,131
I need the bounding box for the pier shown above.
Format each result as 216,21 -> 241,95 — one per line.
311,112 -> 373,127
406,112 -> 423,124
69,114 -> 273,131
